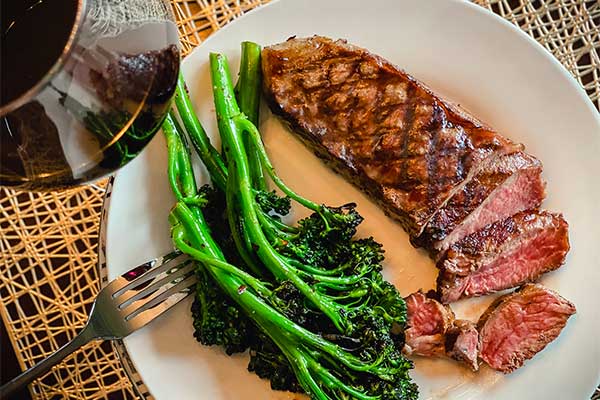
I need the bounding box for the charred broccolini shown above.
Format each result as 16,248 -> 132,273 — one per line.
163,41 -> 418,399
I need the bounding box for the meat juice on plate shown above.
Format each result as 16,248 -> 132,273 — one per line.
1,0 -> 180,189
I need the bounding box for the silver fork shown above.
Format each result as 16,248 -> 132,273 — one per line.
0,252 -> 195,399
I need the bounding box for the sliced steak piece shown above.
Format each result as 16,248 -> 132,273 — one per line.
404,292 -> 480,370
445,320 -> 480,371
404,291 -> 454,357
437,210 -> 569,303
262,36 -> 519,239
415,151 -> 546,254
478,284 -> 576,373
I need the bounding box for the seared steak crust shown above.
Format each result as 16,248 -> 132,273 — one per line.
262,36 -> 517,238
263,36 -> 575,378
478,284 -> 576,373
437,211 -> 569,303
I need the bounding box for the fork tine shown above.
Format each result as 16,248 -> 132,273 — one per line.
119,265 -> 196,319
111,252 -> 186,298
124,274 -> 198,326
116,260 -> 196,310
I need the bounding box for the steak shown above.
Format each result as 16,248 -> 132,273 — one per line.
478,283 -> 576,373
262,39 -> 574,371
262,36 -> 521,240
414,151 -> 545,253
404,292 -> 480,370
404,291 -> 454,357
445,320 -> 479,371
437,210 -> 569,303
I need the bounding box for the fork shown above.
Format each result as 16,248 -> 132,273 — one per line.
0,252 -> 195,399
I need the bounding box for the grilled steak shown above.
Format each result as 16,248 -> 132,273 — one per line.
263,39 -> 574,373
414,151 -> 545,253
445,320 -> 479,371
478,284 -> 576,373
437,210 -> 569,303
404,291 -> 454,357
404,292 -> 480,370
262,36 -> 521,240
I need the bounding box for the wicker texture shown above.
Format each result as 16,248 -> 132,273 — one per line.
475,0 -> 599,109
0,1 -> 598,399
0,182 -> 135,399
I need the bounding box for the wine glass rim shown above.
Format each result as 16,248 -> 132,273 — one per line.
0,0 -> 87,117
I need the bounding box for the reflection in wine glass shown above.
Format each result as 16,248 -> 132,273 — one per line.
0,0 -> 180,190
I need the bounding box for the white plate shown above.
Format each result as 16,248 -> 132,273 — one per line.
104,0 -> 600,398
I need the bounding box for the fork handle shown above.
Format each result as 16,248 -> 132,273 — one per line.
0,325 -> 96,399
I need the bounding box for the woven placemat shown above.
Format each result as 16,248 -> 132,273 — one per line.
1,1 -> 598,399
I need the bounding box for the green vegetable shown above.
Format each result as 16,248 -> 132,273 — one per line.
210,48 -> 409,336
164,42 -> 418,399
189,185 -> 256,355
174,75 -> 227,191
234,41 -> 266,191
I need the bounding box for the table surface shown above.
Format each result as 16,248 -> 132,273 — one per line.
1,1 -> 599,399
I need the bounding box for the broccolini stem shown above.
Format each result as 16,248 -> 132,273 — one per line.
234,42 -> 262,125
304,356 -> 379,400
225,160 -> 269,278
225,42 -> 274,276
163,113 -> 184,201
257,211 -> 296,240
285,257 -> 353,277
283,347 -> 328,400
237,117 -> 321,212
255,211 -> 289,244
164,110 -> 400,390
235,41 -> 267,191
270,329 -> 379,400
174,234 -> 272,299
163,112 -> 197,199
296,269 -> 371,285
175,67 -> 265,277
174,74 -> 227,191
210,52 -> 346,331
258,209 -> 299,234
284,257 -> 343,277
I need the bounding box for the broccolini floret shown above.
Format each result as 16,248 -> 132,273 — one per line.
163,41 -> 418,400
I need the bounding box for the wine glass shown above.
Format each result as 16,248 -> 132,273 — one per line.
1,0 -> 180,190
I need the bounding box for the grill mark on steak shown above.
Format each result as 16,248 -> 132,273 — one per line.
398,85 -> 418,188
262,36 -> 516,238
477,283 -> 576,373
453,134 -> 472,220
425,104 -> 446,210
437,210 -> 569,303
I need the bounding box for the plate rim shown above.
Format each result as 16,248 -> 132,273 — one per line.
97,176 -> 155,399
182,0 -> 600,123
100,0 -> 600,398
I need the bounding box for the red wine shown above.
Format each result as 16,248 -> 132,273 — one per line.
1,0 -> 79,107
0,0 -> 180,190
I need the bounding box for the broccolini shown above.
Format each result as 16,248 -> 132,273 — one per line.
164,41 -> 418,400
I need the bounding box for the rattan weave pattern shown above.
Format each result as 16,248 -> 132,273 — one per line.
0,1 -> 598,399
475,0 -> 599,110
